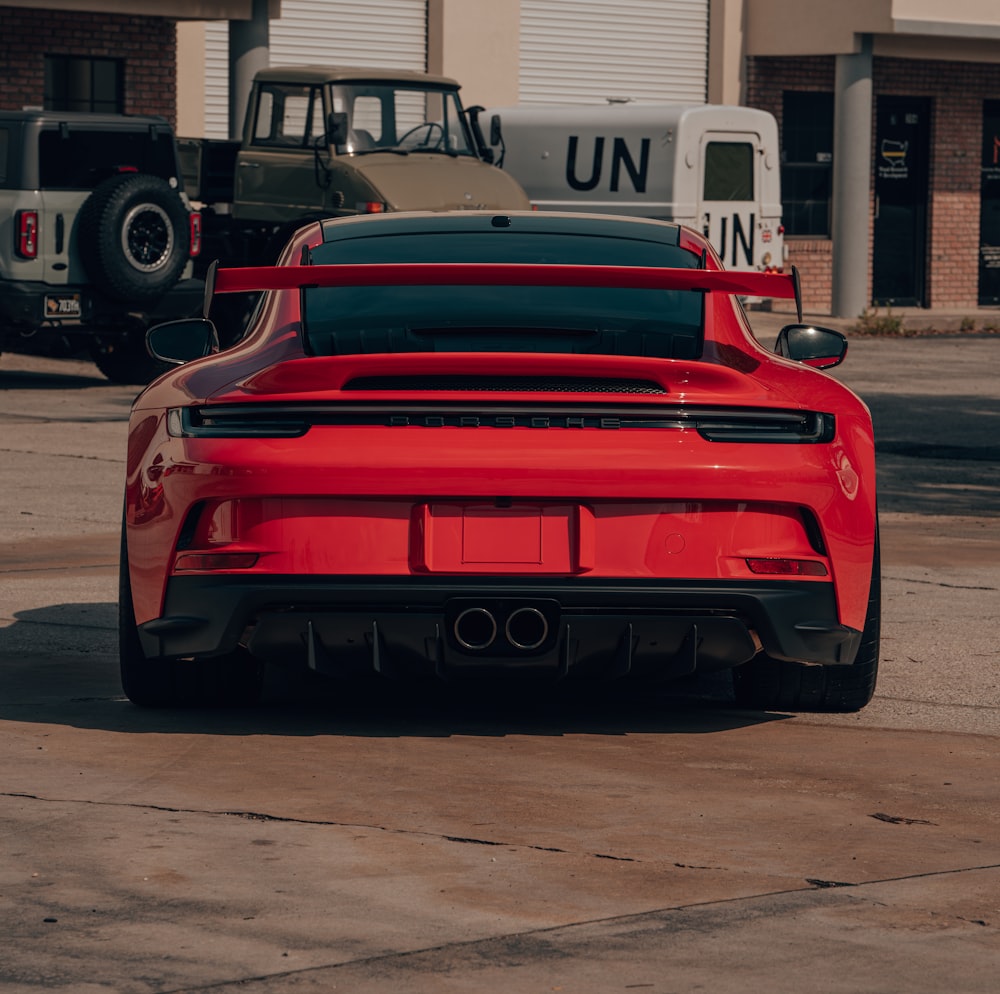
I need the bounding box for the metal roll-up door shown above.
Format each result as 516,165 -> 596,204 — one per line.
203,0 -> 427,139
519,0 -> 708,106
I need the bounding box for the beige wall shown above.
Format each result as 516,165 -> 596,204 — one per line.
745,0 -> 1000,56
427,0 -> 520,108
746,0 -> 892,56
708,0 -> 746,105
892,0 -> 1000,28
176,20 -> 205,138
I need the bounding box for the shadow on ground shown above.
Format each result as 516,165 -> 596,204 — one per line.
0,602 -> 785,739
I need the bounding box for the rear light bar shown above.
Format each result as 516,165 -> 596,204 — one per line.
166,403 -> 834,443
15,210 -> 38,259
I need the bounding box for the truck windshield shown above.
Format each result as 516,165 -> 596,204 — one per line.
302,232 -> 703,360
329,83 -> 475,156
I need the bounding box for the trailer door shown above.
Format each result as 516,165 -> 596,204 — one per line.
699,133 -> 761,271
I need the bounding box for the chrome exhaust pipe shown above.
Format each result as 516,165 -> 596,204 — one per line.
453,607 -> 498,651
504,606 -> 549,651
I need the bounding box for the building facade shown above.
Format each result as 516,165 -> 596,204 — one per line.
3,0 -> 1000,316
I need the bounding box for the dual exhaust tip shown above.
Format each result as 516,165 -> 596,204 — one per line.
453,605 -> 551,653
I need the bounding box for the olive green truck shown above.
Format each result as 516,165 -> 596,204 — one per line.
179,65 -> 530,271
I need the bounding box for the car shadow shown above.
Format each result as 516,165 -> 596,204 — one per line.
0,602 -> 788,738
0,367 -> 111,389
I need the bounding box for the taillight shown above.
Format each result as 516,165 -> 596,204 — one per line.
746,558 -> 828,577
174,552 -> 259,571
357,201 -> 387,214
15,210 -> 38,259
188,211 -> 202,257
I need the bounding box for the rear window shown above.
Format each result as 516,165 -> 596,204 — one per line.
303,231 -> 703,360
38,128 -> 179,189
703,142 -> 754,201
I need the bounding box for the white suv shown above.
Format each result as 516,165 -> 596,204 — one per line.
0,110 -> 203,383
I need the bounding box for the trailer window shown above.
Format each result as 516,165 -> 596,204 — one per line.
704,142 -> 754,201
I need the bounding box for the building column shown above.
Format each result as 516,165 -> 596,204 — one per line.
229,0 -> 270,141
830,33 -> 873,317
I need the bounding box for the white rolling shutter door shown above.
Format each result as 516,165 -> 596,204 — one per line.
202,0 -> 427,139
519,0 -> 708,106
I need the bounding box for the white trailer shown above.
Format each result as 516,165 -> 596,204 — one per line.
487,103 -> 785,273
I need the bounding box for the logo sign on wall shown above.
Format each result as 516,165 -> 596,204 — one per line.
879,139 -> 909,179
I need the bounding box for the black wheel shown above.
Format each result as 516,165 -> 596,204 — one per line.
90,328 -> 172,385
119,517 -> 263,708
733,541 -> 881,713
79,173 -> 190,302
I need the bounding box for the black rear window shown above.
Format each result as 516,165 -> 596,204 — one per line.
303,231 -> 703,360
38,128 -> 178,189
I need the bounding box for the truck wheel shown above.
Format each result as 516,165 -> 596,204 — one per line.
90,330 -> 171,385
732,542 -> 881,713
79,174 -> 190,302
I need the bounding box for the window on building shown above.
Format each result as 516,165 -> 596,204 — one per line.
781,91 -> 834,237
44,56 -> 123,114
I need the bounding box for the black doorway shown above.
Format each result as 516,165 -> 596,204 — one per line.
873,96 -> 930,307
978,100 -> 1000,305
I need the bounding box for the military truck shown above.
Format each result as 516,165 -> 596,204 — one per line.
179,66 -> 531,275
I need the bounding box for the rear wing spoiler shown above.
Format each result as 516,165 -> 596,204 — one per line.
205,262 -> 804,322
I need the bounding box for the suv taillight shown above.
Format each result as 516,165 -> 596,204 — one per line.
189,212 -> 202,258
15,210 -> 38,259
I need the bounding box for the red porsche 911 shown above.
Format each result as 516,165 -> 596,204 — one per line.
122,211 -> 879,711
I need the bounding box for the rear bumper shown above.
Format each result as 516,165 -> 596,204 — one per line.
0,278 -> 204,331
139,575 -> 862,681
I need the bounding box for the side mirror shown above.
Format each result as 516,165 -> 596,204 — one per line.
464,105 -> 494,163
774,324 -> 848,370
326,111 -> 349,146
147,317 -> 219,365
489,113 -> 502,146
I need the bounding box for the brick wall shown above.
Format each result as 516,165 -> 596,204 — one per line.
747,54 -> 1000,313
0,5 -> 177,124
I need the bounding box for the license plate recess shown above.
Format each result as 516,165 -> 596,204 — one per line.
412,502 -> 594,573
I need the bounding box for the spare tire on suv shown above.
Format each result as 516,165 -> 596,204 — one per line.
78,173 -> 191,302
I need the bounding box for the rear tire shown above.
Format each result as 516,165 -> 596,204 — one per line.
732,541 -> 880,713
119,518 -> 263,707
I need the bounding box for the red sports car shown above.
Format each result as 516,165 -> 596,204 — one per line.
122,211 -> 879,710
